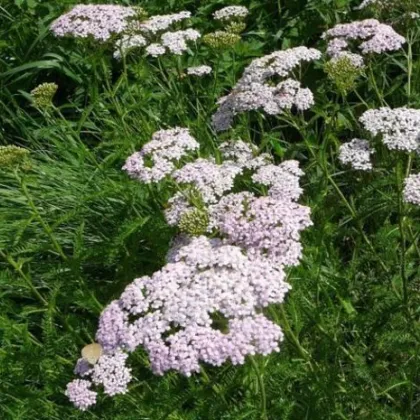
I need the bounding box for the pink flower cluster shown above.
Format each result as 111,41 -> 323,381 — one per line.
50,5 -> 137,41
122,127 -> 199,183
212,47 -> 321,132
323,19 -> 405,59
68,130 -> 312,410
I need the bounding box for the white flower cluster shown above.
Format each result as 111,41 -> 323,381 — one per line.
212,47 -> 321,132
403,174 -> 420,206
160,29 -> 201,55
50,5 -> 137,41
145,43 -> 166,57
186,65 -> 212,76
139,11 -> 191,34
359,107 -> 420,152
338,139 -> 374,171
114,34 -> 148,59
122,127 -> 199,183
213,6 -> 249,21
323,19 -> 405,58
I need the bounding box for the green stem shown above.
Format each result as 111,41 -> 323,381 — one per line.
277,305 -> 311,362
250,356 -> 268,420
18,175 -> 68,261
0,249 -> 48,305
396,157 -> 408,305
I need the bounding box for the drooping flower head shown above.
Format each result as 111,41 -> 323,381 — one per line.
212,47 -> 321,131
173,158 -> 243,203
114,34 -> 148,59
186,65 -> 212,77
160,29 -> 201,55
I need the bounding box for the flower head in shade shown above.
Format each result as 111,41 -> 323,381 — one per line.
219,140 -> 256,166
213,6 -> 249,21
145,43 -> 166,57
186,65 -> 212,76
65,379 -> 97,411
165,192 -> 193,227
122,128 -> 199,183
359,107 -> 420,152
161,29 -> 200,55
139,11 -> 191,34
50,5 -> 137,41
338,139 -> 374,171
30,82 -> 58,108
211,47 -> 321,131
173,158 -> 243,203
114,34 -> 148,59
403,173 -> 420,205
323,19 -> 405,57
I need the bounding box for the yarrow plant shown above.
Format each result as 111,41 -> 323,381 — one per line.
67,126 -> 312,409
212,47 -> 321,131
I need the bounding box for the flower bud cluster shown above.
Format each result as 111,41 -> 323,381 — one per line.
30,82 -> 58,109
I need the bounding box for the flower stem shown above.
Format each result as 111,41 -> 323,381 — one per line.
250,356 -> 268,420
